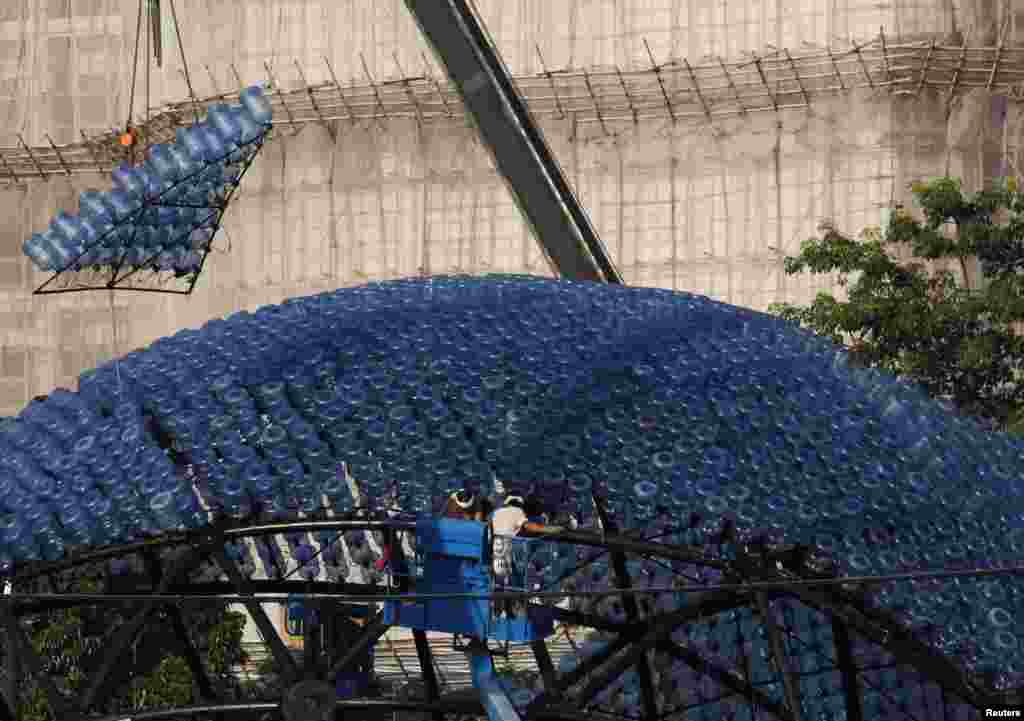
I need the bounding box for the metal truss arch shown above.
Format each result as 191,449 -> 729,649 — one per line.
1,518 -> 1002,721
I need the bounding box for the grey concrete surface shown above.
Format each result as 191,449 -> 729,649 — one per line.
0,0 -> 1017,415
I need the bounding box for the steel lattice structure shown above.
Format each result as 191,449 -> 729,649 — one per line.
2,33 -> 1024,185
2,514 -> 1013,721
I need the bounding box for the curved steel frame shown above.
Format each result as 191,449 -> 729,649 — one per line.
1,518 -> 1014,721
82,698 -> 605,721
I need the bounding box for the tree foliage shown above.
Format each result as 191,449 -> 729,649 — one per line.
8,563 -> 249,720
770,176 -> 1024,429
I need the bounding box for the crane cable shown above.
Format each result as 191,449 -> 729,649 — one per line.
168,0 -> 201,124
145,0 -> 150,131
123,0 -> 199,152
120,0 -> 144,153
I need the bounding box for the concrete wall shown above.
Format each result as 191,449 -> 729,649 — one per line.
0,0 -> 1017,413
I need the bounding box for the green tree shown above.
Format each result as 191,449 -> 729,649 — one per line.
770,176 -> 1024,430
9,562 -> 249,720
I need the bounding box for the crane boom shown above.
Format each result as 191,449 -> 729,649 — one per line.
405,0 -> 622,284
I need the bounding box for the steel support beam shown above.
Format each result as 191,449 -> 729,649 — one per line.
0,626 -> 17,720
404,0 -> 621,284
596,499 -> 658,721
78,539 -> 220,714
531,528 -> 728,570
528,591 -> 743,715
531,639 -> 558,693
326,611 -> 389,682
526,632 -> 631,714
168,608 -> 219,702
141,550 -> 220,703
757,594 -> 805,721
303,593 -> 322,680
831,616 -> 865,721
573,603 -> 702,709
210,548 -> 301,686
11,519 -> 718,586
0,607 -> 71,718
10,521 -> 415,584
659,640 -> 797,721
574,635 -> 658,708
793,588 -> 984,706
548,606 -> 635,634
413,630 -> 444,721
80,696 -> 606,721
13,579 -> 386,615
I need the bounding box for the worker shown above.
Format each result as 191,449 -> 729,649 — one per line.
119,126 -> 141,163
490,495 -> 564,619
473,495 -> 494,523
444,489 -> 481,520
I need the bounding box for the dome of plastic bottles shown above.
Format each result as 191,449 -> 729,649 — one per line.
1,274 -> 1023,692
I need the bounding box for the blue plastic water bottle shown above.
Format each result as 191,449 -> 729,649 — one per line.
23,234 -> 57,271
240,85 -> 273,126
79,191 -> 115,224
112,163 -> 147,197
208,104 -> 243,146
147,144 -> 181,182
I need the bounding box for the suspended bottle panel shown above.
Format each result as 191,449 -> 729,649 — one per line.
24,85 -> 273,295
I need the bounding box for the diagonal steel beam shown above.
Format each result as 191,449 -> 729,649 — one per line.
548,606 -> 633,634
0,626 -> 17,720
831,615 -> 865,721
0,690 -> 12,721
526,632 -> 632,713
574,602 -> 705,708
529,591 -> 745,715
141,550 -> 219,703
595,498 -> 658,721
793,588 -> 985,706
574,634 -> 657,707
413,630 -> 444,721
326,611 -> 389,682
210,548 -> 300,686
168,607 -> 219,702
79,537 -> 222,713
530,527 -> 727,569
0,606 -> 71,717
659,640 -> 796,721
531,639 -> 558,693
757,593 -> 805,721
303,593 -> 322,680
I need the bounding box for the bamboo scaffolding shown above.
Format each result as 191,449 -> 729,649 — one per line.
4,35 -> 1024,184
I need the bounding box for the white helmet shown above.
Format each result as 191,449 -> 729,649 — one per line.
450,489 -> 476,509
